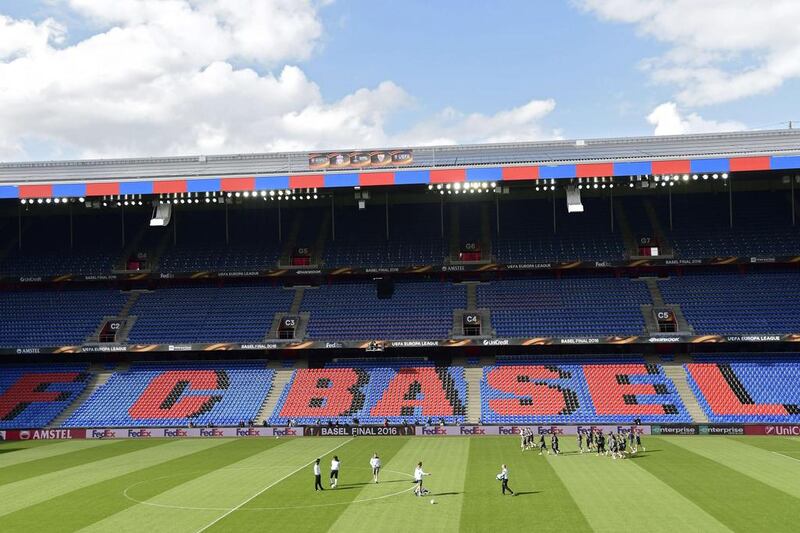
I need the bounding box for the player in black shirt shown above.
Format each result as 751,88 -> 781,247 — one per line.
551,433 -> 560,455
538,434 -> 549,455
577,432 -> 584,453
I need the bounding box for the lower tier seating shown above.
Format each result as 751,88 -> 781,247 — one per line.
481,358 -> 691,424
63,362 -> 273,427
269,362 -> 467,425
0,365 -> 90,428
686,356 -> 800,423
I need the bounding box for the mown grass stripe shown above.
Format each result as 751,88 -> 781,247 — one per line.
461,436 -> 592,533
328,437 -> 471,533
0,438 -> 226,519
0,439 -> 166,486
0,439 -> 116,469
547,438 -> 729,533
664,436 -> 800,499
205,437 -> 410,533
632,437 -> 800,532
72,437 -> 322,533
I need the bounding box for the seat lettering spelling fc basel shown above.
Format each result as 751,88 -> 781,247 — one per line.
481,359 -> 690,424
0,357 -> 798,429
0,365 -> 90,428
269,363 -> 468,425
63,362 -> 274,427
685,358 -> 800,423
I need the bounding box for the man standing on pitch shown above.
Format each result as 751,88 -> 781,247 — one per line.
314,458 -> 324,491
413,462 -> 430,496
330,455 -> 340,488
370,453 -> 381,483
497,464 -> 514,496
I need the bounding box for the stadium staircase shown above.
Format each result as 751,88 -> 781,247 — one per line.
479,203 -> 493,262
112,224 -> 149,272
460,355 -> 492,423
265,287 -> 309,340
659,356 -> 709,423
451,283 -> 494,338
84,291 -> 143,343
643,198 -> 674,256
278,211 -> 304,267
640,278 -> 695,335
447,204 -> 460,262
311,211 -> 330,267
49,363 -> 123,427
612,198 -> 639,258
257,360 -> 306,424
149,230 -> 175,273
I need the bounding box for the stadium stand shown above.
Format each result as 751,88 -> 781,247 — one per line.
685,356 -> 800,423
322,203 -> 446,267
126,284 -> 294,344
494,197 -> 624,263
157,209 -> 282,273
477,276 -> 651,337
667,192 -> 800,258
480,357 -> 691,424
301,281 -> 465,340
0,365 -> 91,428
0,289 -> 127,348
62,361 -> 273,427
0,213 -> 129,277
658,271 -> 800,334
269,360 -> 466,425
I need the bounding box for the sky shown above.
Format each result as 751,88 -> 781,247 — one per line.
0,0 -> 798,162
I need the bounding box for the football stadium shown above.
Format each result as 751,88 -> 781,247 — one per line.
3,0 -> 800,530
0,129 -> 799,532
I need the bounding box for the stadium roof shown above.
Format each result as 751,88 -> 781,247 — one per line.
1,129 -> 799,199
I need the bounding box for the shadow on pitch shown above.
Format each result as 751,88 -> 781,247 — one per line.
511,491 -> 540,497
432,492 -> 463,497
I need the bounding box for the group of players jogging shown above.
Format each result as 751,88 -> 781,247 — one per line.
520,427 -> 644,459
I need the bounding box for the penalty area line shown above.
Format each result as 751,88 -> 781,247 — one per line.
771,451 -> 800,463
194,437 -> 354,533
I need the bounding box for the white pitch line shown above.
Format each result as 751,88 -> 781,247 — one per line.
771,451 -> 800,463
194,438 -> 353,533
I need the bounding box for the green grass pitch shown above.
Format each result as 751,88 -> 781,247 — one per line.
0,435 -> 798,532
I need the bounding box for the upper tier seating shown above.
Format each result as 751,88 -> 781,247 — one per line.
63,361 -> 273,427
481,358 -> 691,424
0,289 -> 127,348
302,281 -> 465,340
686,357 -> 800,423
269,362 -> 466,425
667,191 -> 800,258
494,198 -> 624,263
322,203 -> 446,268
659,272 -> 800,334
477,276 -> 651,337
157,209 -> 282,272
0,213 -> 137,277
0,365 -> 90,428
127,284 -> 293,344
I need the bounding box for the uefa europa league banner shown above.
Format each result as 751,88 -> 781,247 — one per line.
308,150 -> 413,170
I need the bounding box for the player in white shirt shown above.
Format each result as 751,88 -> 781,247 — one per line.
370,453 -> 381,483
330,456 -> 340,488
313,458 -> 323,491
413,462 -> 430,496
497,464 -> 514,496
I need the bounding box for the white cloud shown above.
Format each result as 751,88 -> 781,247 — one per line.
646,102 -> 745,136
0,1 -> 558,161
579,0 -> 800,105
398,99 -> 560,146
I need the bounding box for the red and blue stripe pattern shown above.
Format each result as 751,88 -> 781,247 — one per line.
2,155 -> 798,200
